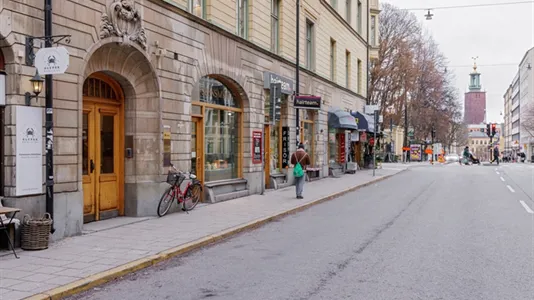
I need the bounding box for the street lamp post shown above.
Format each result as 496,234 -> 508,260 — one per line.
295,0 -> 300,147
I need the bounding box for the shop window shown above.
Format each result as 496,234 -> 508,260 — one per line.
328,128 -> 338,164
193,76 -> 243,183
204,108 -> 239,181
301,110 -> 315,165
264,92 -> 285,173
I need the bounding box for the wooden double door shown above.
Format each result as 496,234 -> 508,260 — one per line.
82,101 -> 123,223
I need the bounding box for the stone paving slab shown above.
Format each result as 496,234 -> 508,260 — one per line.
0,166 -> 410,300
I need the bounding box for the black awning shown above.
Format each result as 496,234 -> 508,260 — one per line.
328,108 -> 358,130
350,111 -> 376,132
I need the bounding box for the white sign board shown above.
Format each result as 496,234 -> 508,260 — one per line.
35,46 -> 70,75
0,72 -> 5,106
16,106 -> 43,196
364,105 -> 378,114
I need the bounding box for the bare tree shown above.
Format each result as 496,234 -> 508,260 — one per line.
371,3 -> 462,147
520,103 -> 534,139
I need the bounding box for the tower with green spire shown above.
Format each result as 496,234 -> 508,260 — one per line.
464,56 -> 486,124
469,58 -> 482,91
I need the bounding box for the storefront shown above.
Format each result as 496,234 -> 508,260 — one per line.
327,108 -> 359,173
351,111 -> 377,168
263,72 -> 294,189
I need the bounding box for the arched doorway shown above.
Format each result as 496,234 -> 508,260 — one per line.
82,72 -> 124,223
191,75 -> 244,186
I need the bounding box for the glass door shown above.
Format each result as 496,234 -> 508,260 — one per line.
191,117 -> 203,183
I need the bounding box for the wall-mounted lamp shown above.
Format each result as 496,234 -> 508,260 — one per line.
0,70 -> 6,106
25,70 -> 44,106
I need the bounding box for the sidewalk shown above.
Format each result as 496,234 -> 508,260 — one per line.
0,166 -> 410,300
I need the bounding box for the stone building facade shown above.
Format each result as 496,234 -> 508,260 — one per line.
0,0 -> 379,240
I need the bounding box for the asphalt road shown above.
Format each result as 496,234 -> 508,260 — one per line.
68,163 -> 534,300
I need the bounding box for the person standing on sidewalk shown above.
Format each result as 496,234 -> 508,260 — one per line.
291,143 -> 311,199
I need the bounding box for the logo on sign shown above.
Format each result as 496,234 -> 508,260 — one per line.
22,126 -> 38,143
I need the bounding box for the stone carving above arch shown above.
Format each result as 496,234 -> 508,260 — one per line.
99,0 -> 147,50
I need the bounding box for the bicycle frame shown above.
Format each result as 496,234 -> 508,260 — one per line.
167,164 -> 199,204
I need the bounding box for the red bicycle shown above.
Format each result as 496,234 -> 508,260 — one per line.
157,163 -> 202,217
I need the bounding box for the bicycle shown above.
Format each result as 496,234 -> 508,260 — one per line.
157,163 -> 203,217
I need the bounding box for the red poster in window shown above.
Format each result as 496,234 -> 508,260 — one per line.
252,131 -> 262,164
338,133 -> 346,163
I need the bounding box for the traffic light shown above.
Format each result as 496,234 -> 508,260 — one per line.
270,83 -> 282,123
486,123 -> 491,137
431,128 -> 436,140
491,123 -> 497,137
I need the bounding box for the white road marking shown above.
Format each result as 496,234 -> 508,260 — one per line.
519,201 -> 534,214
496,171 -> 500,175
507,185 -> 515,193
500,177 -> 505,182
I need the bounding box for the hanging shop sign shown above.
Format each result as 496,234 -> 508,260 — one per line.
263,72 -> 294,95
16,106 -> 43,196
252,130 -> 262,164
294,95 -> 321,110
282,126 -> 290,168
35,46 -> 70,75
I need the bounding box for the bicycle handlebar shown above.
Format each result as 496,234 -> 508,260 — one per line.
168,163 -> 197,180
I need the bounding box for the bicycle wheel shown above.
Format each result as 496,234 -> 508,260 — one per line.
183,183 -> 202,211
157,186 -> 175,217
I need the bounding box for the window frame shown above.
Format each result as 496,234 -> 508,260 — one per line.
271,0 -> 280,53
237,0 -> 249,39
357,0 -> 362,33
370,15 -> 376,46
346,0 -> 351,23
306,19 -> 315,70
345,50 -> 351,88
330,38 -> 337,81
188,0 -> 205,18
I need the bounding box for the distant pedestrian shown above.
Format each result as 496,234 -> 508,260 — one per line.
291,143 -> 311,199
492,146 -> 500,165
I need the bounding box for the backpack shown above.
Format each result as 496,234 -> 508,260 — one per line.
293,153 -> 307,178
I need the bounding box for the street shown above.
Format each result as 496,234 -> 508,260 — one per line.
68,164 -> 534,300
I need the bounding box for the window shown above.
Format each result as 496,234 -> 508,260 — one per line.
271,0 -> 280,53
357,59 -> 362,93
346,0 -> 351,23
345,51 -> 351,88
330,39 -> 336,81
194,76 -> 242,182
237,0 -> 248,38
370,15 -> 376,46
306,20 -> 315,70
357,0 -> 362,33
188,0 -> 205,18
331,0 -> 337,9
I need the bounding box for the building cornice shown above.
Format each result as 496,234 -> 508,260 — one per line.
149,0 -> 367,102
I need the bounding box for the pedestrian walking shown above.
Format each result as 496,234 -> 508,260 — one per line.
291,143 -> 311,199
492,146 -> 500,165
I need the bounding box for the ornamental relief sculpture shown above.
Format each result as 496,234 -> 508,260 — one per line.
99,0 -> 147,50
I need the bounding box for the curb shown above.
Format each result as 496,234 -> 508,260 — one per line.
25,169 -> 406,300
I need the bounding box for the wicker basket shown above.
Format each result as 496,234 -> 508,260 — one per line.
166,171 -> 185,187
21,213 -> 53,251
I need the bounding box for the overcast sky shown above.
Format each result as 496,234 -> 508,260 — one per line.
384,0 -> 534,124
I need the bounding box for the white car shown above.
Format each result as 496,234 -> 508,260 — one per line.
445,153 -> 460,163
